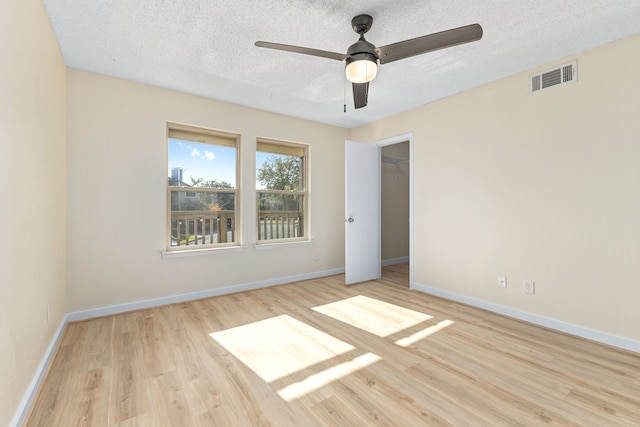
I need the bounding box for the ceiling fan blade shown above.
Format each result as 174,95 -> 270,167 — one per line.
255,41 -> 346,61
352,82 -> 369,109
375,23 -> 483,65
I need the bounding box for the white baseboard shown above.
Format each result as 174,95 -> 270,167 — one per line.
381,256 -> 409,267
412,282 -> 640,354
10,315 -> 68,427
67,267 -> 345,322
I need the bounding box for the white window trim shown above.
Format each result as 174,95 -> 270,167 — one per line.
166,122 -> 241,252
161,245 -> 245,259
253,239 -> 313,250
256,138 -> 309,245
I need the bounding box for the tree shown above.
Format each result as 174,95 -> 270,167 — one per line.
172,176 -> 235,211
257,156 -> 301,190
257,155 -> 301,211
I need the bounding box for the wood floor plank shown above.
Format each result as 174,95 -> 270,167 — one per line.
25,264 -> 640,426
311,395 -> 381,427
419,332 -> 623,425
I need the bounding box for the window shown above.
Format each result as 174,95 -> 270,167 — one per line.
167,124 -> 240,250
256,138 -> 308,243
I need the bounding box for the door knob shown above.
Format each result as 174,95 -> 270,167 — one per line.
348,217 -> 355,223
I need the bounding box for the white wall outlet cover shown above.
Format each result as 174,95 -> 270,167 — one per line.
498,276 -> 507,288
524,281 -> 535,295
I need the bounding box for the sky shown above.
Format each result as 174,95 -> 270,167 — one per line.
168,138 -> 273,189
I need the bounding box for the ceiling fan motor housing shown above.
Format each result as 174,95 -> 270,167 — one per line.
346,39 -> 378,62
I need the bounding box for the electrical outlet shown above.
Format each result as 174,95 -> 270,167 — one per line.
523,280 -> 535,295
497,276 -> 507,288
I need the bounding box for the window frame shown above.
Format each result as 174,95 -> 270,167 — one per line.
255,137 -> 309,245
166,122 -> 241,252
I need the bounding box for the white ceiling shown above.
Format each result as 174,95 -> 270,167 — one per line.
42,0 -> 640,129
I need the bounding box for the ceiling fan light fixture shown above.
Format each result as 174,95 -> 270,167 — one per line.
345,54 -> 378,83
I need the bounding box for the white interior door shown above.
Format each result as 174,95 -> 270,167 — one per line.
345,140 -> 380,284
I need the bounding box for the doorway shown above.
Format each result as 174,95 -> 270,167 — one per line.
344,133 -> 413,287
380,140 -> 410,287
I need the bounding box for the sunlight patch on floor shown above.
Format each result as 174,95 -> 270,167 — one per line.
210,314 -> 354,382
394,319 -> 455,347
277,352 -> 381,401
312,295 -> 433,337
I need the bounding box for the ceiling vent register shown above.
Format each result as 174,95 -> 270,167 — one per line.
530,61 -> 577,93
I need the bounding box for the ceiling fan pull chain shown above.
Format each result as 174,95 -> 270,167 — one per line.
344,79 -> 347,112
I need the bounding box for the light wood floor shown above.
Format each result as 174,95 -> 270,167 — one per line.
27,264 -> 640,426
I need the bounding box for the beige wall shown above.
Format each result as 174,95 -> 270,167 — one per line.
66,70 -> 348,311
352,34 -> 640,342
0,0 -> 67,424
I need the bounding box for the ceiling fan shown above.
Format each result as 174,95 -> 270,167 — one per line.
255,14 -> 483,109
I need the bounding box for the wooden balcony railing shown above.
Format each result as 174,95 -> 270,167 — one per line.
170,210 -> 303,247
258,210 -> 303,241
170,210 -> 235,247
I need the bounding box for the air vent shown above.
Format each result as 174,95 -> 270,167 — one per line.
530,61 -> 577,93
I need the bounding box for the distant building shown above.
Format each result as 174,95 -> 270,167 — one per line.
168,167 -> 197,210
169,167 -> 186,186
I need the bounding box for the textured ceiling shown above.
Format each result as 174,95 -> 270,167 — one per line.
43,0 -> 640,129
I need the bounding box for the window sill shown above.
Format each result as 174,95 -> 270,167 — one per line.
162,245 -> 245,259
254,239 -> 313,250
